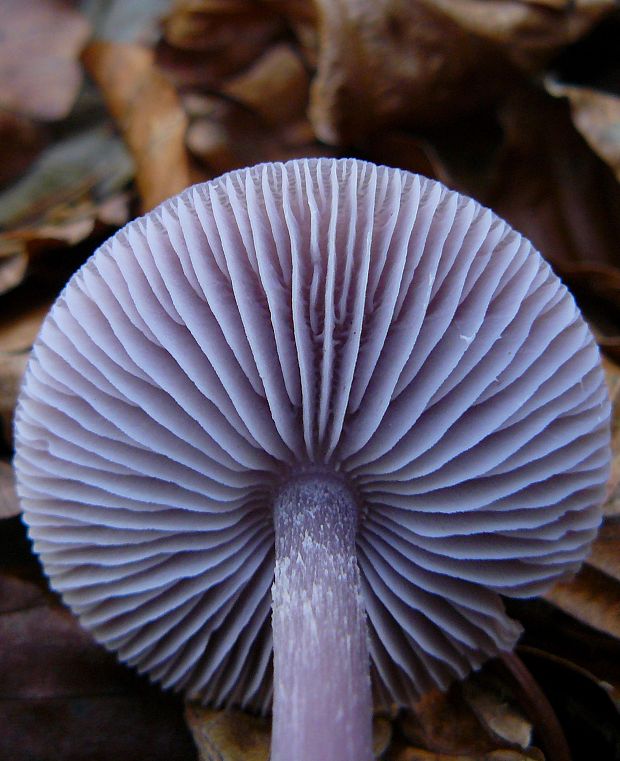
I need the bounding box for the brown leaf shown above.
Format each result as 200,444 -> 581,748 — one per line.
0,569 -> 198,761
0,294 -> 53,447
223,43 -> 310,127
424,0 -> 614,71
184,703 -> 391,761
0,352 -> 29,449
0,0 -> 90,121
307,0 -> 614,145
431,85 -> 620,272
0,126 -> 132,251
361,131 -> 437,178
83,42 -> 192,212
0,301 -> 51,354
0,112 -> 47,189
0,460 -> 20,519
309,0 -> 510,144
546,80 -> 620,183
553,265 -> 620,363
544,564 -> 620,640
0,252 -> 28,296
392,748 -> 543,761
185,94 -> 333,178
461,678 -> 532,750
84,0 -> 173,45
184,705 -> 270,761
587,520 -> 620,582
159,2 -> 286,91
602,355 -> 620,516
400,685 -> 498,755
518,647 -> 620,760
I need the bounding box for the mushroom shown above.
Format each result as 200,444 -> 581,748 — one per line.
14,158 -> 610,761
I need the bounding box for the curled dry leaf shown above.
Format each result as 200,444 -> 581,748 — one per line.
309,0 -> 509,144
0,571 -> 197,761
83,0 -> 173,45
400,686 -> 502,755
519,647 -> 620,760
544,565 -> 620,641
159,1 -> 285,91
83,42 -> 191,212
185,94 -> 332,177
0,126 -> 132,271
223,43 -> 310,127
185,705 -> 270,761
0,354 -> 28,448
0,253 -> 28,297
0,461 -> 20,519
307,0 -> 615,145
546,79 -> 620,183
184,703 -> 391,761
392,750 -> 543,761
602,355 -> 620,516
554,264 -> 620,363
425,0 -> 614,72
0,112 -> 47,190
587,520 -> 620,584
0,297 -> 50,447
185,96 -> 276,175
432,86 -> 620,273
0,0 -> 90,121
461,678 -> 532,750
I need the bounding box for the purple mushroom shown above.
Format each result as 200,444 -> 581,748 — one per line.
14,159 -> 611,761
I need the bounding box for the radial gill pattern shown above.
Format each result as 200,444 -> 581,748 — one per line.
14,158 -> 611,709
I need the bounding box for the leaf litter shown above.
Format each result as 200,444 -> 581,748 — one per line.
1,1 -> 620,759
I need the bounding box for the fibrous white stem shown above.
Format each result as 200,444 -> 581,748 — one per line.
271,475 -> 373,761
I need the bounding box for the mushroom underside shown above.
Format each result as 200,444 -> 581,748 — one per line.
14,159 -> 610,760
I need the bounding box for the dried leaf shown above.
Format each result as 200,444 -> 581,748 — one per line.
184,705 -> 270,761
546,79 -> 620,182
0,352 -> 29,448
0,569 -> 197,761
223,43 -> 310,126
497,653 -> 571,761
186,95 -> 332,177
544,564 -> 620,640
554,264 -> 620,363
309,0 -> 508,144
0,112 -> 47,189
400,686 -> 497,755
0,295 -> 52,447
83,41 -> 191,211
431,85 -> 620,275
392,748 -> 543,761
361,131 -> 437,178
602,355 -> 620,516
0,301 -> 53,354
0,253 -> 28,296
0,126 -> 132,231
519,648 -> 620,761
587,521 -> 620,583
425,0 -> 614,71
82,0 -> 173,44
461,678 -> 532,750
0,0 -> 90,120
159,2 -> 285,90
307,0 -> 615,145
0,461 -> 20,519
184,703 -> 391,761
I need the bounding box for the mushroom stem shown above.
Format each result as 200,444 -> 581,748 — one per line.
271,475 -> 373,761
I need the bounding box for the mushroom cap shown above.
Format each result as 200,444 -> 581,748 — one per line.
14,158 -> 611,710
